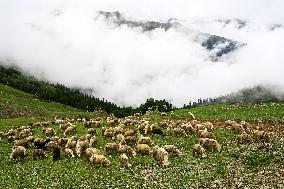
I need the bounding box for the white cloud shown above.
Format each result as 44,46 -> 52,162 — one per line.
0,0 -> 284,106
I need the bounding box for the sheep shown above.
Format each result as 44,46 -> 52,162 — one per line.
137,136 -> 152,146
105,143 -> 119,153
89,154 -> 111,167
52,145 -> 61,161
65,138 -> 77,149
188,112 -> 195,120
199,138 -> 221,152
181,123 -> 194,134
253,130 -> 270,142
87,128 -> 97,135
42,128 -> 56,136
151,128 -> 165,136
34,138 -> 51,150
192,144 -> 206,158
172,128 -> 186,135
14,139 -> 29,148
65,148 -> 75,158
163,145 -> 182,157
237,132 -> 252,144
225,120 -> 236,127
10,146 -> 27,160
203,122 -> 214,131
89,136 -> 98,147
32,149 -> 46,159
136,144 -> 152,154
125,135 -> 138,145
119,153 -> 131,167
60,123 -> 71,131
152,146 -> 170,166
194,124 -> 206,132
8,135 -> 17,143
25,136 -> 34,143
160,112 -> 167,116
64,126 -> 76,136
231,123 -> 245,133
76,140 -> 89,157
124,129 -> 137,137
85,148 -> 102,157
58,137 -> 68,146
198,128 -> 215,139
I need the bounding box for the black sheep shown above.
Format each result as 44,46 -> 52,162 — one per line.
52,146 -> 61,161
151,128 -> 165,136
34,138 -> 51,150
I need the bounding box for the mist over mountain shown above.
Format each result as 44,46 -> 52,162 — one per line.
0,0 -> 283,107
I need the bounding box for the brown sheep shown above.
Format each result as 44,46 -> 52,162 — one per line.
119,153 -> 131,167
64,126 -> 76,136
173,128 -> 186,135
89,154 -> 111,167
65,148 -> 75,158
192,144 -> 206,158
105,143 -> 119,153
32,149 -> 46,159
76,140 -> 89,157
163,145 -> 182,157
137,136 -> 152,146
65,138 -> 77,149
85,148 -> 102,157
237,132 -> 252,144
152,146 -> 170,166
42,128 -> 56,136
136,144 -> 152,154
89,136 -> 98,148
10,146 -> 27,160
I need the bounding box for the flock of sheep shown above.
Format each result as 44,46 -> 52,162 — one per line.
0,111 -> 270,168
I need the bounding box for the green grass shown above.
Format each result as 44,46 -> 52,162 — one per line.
0,120 -> 283,188
0,85 -> 284,188
148,103 -> 284,122
0,83 -> 100,119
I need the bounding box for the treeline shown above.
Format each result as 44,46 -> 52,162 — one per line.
0,65 -> 174,117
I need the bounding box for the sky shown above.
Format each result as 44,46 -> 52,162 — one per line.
0,0 -> 284,107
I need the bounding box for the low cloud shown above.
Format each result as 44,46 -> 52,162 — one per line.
0,0 -> 283,107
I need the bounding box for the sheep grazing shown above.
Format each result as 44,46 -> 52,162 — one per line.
105,143 -> 119,153
59,123 -> 71,131
152,146 -> 170,166
34,138 -> 51,150
42,128 -> 56,136
137,136 -> 152,146
163,145 -> 182,157
181,124 -> 194,134
231,123 -> 245,133
136,144 -> 152,154
192,144 -> 206,158
10,146 -> 27,160
84,121 -> 94,128
198,128 -> 215,139
194,124 -> 206,132
8,135 -> 17,143
87,128 -> 96,135
116,134 -> 126,144
65,138 -> 77,149
203,122 -> 214,131
89,136 -> 98,148
64,126 -> 76,136
188,112 -> 195,120
144,124 -> 154,135
237,132 -> 252,144
14,139 -> 28,148
253,130 -> 270,142
125,135 -> 138,145
32,149 -> 46,159
76,140 -> 89,157
199,138 -> 221,152
119,153 -> 132,167
173,128 -> 186,135
89,154 -> 111,167
85,148 -> 102,157
65,148 -> 75,158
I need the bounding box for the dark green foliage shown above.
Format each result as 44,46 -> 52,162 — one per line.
0,65 -> 174,118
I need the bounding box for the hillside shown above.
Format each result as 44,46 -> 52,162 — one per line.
0,83 -> 99,119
